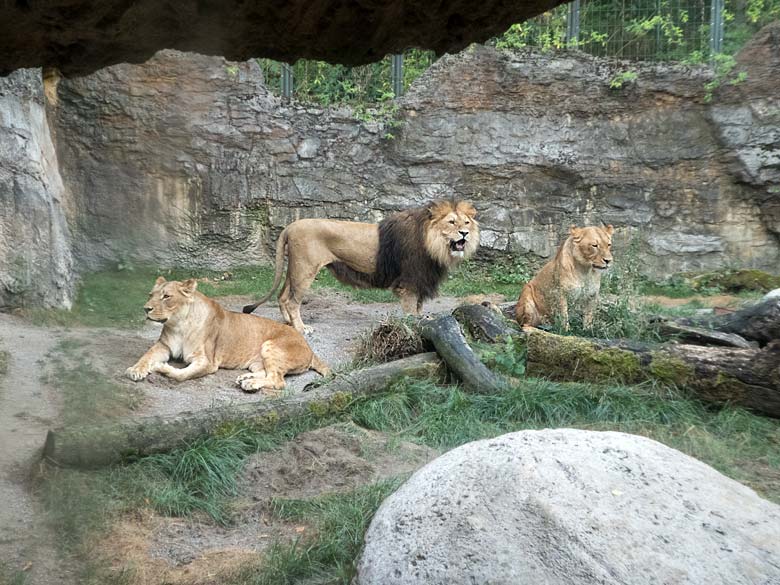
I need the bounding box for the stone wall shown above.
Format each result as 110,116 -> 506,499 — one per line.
0,69 -> 73,308
2,23 -> 778,307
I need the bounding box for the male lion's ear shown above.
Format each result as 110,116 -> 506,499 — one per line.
155,276 -> 167,286
604,224 -> 615,235
180,278 -> 198,296
460,202 -> 477,219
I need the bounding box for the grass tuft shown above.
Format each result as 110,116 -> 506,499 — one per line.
228,478 -> 404,585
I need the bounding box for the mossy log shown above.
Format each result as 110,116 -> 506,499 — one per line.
43,353 -> 443,469
420,314 -> 508,393
526,329 -> 780,418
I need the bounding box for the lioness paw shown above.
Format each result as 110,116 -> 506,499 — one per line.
125,365 -> 149,381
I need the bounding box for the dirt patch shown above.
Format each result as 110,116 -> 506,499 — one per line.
106,423 -> 438,578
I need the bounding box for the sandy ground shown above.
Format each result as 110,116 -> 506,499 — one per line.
0,291 -> 459,583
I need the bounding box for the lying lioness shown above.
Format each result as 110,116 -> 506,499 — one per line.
515,224 -> 614,330
126,277 -> 330,394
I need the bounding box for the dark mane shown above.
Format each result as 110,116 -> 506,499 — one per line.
326,205 -> 449,301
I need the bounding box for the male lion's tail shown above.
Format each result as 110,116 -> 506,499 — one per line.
243,228 -> 288,314
310,354 -> 331,377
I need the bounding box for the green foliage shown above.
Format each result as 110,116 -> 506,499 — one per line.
258,49 -> 435,107
477,337 -> 527,378
704,53 -> 747,101
609,70 -> 639,89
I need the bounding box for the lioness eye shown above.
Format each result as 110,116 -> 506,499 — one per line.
465,221 -> 470,225
591,244 -> 598,248
163,294 -> 171,300
449,219 -> 456,224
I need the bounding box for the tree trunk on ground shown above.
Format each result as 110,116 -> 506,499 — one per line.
44,353 -> 443,469
653,321 -> 753,348
667,297 -> 780,346
525,329 -> 780,418
452,303 -> 521,343
420,314 -> 508,393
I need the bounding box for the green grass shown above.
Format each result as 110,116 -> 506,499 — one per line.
21,256 -> 768,331
0,563 -> 28,585
227,479 -> 404,585
349,378 -> 780,501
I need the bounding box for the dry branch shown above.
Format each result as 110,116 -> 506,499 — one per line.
43,353 -> 443,469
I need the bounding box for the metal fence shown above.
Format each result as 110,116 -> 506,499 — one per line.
517,0 -> 721,61
262,0 -> 771,101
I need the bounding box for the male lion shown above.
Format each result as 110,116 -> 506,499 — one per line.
243,200 -> 479,333
126,277 -> 330,394
515,224 -> 614,330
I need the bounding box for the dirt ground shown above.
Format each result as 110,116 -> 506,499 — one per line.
0,291 -> 457,584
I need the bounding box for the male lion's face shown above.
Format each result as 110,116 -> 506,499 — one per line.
426,200 -> 480,264
143,277 -> 198,323
570,225 -> 614,270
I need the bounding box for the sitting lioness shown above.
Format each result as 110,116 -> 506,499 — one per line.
243,200 -> 479,333
515,224 -> 614,330
126,277 -> 330,394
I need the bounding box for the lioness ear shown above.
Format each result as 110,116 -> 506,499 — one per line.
180,278 -> 198,296
604,224 -> 615,235
569,225 -> 583,240
155,276 -> 167,286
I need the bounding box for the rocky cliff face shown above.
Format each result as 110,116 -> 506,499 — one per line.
2,24 -> 778,307
0,69 -> 73,308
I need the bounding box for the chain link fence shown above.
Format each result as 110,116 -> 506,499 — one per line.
261,0 -> 777,101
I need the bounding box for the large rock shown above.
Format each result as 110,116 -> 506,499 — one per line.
356,429 -> 780,585
0,0 -> 567,76
0,69 -> 73,308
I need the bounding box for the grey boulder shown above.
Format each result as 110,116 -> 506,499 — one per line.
356,429 -> 780,585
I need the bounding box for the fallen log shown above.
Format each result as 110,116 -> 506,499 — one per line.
452,303 -> 521,343
420,314 -> 508,394
674,296 -> 780,346
654,321 -> 754,349
525,329 -> 780,418
43,352 -> 443,469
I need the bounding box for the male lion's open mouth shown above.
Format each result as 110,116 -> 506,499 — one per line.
593,264 -> 609,270
450,238 -> 467,253
147,316 -> 168,323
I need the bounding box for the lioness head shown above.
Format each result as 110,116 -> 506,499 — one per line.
424,200 -> 480,265
570,224 -> 614,271
143,277 -> 198,323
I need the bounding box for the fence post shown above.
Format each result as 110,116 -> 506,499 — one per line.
566,0 -> 581,46
281,63 -> 293,100
391,54 -> 404,97
709,0 -> 725,55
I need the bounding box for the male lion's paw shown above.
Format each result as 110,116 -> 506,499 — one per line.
125,365 -> 150,381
